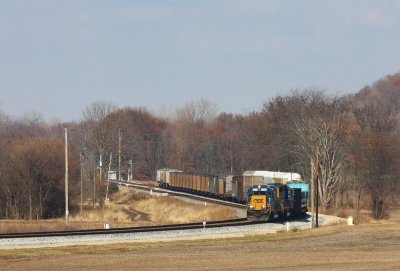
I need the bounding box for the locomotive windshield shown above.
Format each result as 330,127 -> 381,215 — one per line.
252,189 -> 267,195
247,185 -> 267,202
249,185 -> 268,195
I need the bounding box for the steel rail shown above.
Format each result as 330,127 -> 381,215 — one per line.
0,218 -> 256,239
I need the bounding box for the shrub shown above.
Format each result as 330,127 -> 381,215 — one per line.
108,182 -> 119,195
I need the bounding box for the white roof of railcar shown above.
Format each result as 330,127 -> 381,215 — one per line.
157,168 -> 183,173
243,170 -> 302,181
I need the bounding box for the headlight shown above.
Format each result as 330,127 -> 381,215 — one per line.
249,205 -> 254,209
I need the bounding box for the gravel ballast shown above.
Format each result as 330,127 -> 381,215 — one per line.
0,214 -> 345,249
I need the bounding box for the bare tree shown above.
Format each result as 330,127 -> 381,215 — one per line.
80,101 -> 118,205
264,89 -> 350,209
175,98 -> 219,124
295,94 -> 349,209
352,105 -> 398,218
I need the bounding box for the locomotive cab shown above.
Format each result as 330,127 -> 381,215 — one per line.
247,185 -> 271,221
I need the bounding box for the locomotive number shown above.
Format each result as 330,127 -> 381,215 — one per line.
253,199 -> 264,203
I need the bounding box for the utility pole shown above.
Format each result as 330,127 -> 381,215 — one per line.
310,159 -> 315,228
105,152 -> 112,203
64,128 -> 69,222
315,147 -> 320,227
93,166 -> 96,209
80,154 -> 83,221
118,128 -> 122,181
99,152 -> 103,187
130,159 -> 133,181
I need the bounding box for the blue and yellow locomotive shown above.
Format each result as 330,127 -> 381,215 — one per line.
247,183 -> 308,221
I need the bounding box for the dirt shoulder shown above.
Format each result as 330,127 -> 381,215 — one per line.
1,223 -> 400,271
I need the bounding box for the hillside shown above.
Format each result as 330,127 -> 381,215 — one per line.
353,72 -> 400,110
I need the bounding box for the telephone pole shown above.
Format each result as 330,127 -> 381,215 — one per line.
80,154 -> 83,221
93,165 -> 96,209
99,152 -> 103,186
105,152 -> 112,203
118,128 -> 122,181
315,147 -> 320,228
129,159 -> 133,181
310,160 -> 315,228
64,128 -> 69,221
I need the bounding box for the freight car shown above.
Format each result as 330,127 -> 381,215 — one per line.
157,168 -> 182,188
243,170 -> 302,184
157,169 -> 236,200
287,182 -> 309,211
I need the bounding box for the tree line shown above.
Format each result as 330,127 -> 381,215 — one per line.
0,73 -> 399,220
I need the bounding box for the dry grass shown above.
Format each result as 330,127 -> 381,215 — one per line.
69,208 -> 131,224
126,179 -> 157,187
323,207 -> 400,225
133,197 -> 236,224
0,188 -> 236,233
323,208 -> 372,224
2,223 -> 400,270
0,220 -> 77,234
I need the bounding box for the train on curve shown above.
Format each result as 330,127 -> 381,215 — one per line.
156,169 -> 309,221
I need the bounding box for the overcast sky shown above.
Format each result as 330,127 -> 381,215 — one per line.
1,0 -> 400,122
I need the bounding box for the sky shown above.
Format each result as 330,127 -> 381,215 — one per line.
1,0 -> 400,122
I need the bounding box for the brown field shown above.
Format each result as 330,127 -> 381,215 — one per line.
1,190 -> 400,270
1,222 -> 400,270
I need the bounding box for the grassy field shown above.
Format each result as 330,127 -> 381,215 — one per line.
1,222 -> 400,270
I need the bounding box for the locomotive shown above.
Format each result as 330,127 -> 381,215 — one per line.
246,184 -> 306,221
156,169 -> 308,221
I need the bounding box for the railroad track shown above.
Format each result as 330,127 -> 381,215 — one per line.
0,181 -> 250,241
0,218 -> 256,239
